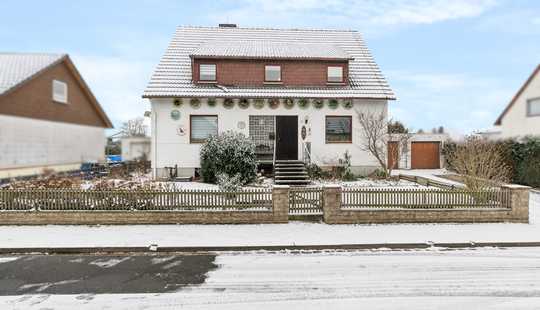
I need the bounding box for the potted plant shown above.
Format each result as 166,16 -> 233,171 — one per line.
268,98 -> 280,109
328,99 -> 339,109
207,97 -> 217,107
253,99 -> 265,109
238,98 -> 250,109
190,98 -> 201,108
342,99 -> 353,109
298,98 -> 309,109
313,99 -> 324,109
223,98 -> 235,109
284,98 -> 294,109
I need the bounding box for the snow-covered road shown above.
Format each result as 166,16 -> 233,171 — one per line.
2,247 -> 540,309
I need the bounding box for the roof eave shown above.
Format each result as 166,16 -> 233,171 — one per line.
190,55 -> 354,61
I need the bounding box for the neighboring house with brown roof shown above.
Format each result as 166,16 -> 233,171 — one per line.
490,65 -> 540,139
0,53 -> 112,178
143,25 -> 395,183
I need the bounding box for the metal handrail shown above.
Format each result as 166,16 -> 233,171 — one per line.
302,141 -> 311,165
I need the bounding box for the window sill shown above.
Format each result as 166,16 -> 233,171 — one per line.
325,141 -> 353,144
197,81 -> 217,84
326,82 -> 347,86
263,81 -> 283,85
53,100 -> 68,104
527,114 -> 540,117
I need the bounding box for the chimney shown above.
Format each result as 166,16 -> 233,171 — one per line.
218,23 -> 237,28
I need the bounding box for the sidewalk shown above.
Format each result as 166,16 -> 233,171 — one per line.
0,192 -> 537,250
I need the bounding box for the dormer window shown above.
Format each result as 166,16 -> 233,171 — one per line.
199,64 -> 216,81
327,66 -> 344,83
52,80 -> 68,104
265,65 -> 281,82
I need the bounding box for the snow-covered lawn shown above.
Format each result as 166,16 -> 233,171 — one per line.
0,192 -> 537,249
2,247 -> 540,309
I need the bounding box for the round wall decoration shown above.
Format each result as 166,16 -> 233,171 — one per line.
313,99 -> 324,109
223,98 -> 235,109
284,98 -> 294,109
328,99 -> 339,109
238,98 -> 250,109
190,98 -> 201,109
237,121 -> 246,130
173,98 -> 183,107
268,98 -> 280,109
253,99 -> 265,109
298,98 -> 309,109
170,109 -> 181,120
342,99 -> 353,109
207,97 -> 217,107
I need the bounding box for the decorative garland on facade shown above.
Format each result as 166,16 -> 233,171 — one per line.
207,97 -> 217,107
253,98 -> 265,109
223,98 -> 235,109
190,98 -> 201,108
283,98 -> 294,109
328,99 -> 339,109
313,98 -> 324,109
342,99 -> 353,109
268,98 -> 280,109
238,98 -> 250,109
173,98 -> 183,107
298,98 -> 309,109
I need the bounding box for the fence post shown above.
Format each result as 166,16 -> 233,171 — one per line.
501,184 -> 530,223
272,185 -> 289,223
322,185 -> 342,224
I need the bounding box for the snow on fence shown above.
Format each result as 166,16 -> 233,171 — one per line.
0,188 -> 273,212
341,187 -> 511,209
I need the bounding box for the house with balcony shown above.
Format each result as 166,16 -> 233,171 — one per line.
143,24 -> 395,184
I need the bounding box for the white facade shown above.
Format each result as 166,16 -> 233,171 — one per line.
120,136 -> 151,161
0,114 -> 106,178
150,98 -> 387,177
496,66 -> 540,139
393,133 -> 448,169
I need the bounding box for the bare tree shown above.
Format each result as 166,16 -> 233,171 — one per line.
447,136 -> 510,191
357,112 -> 412,177
121,117 -> 147,137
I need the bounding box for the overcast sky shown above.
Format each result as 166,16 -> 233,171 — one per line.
1,0 -> 539,134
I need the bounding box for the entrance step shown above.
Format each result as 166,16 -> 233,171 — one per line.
274,160 -> 310,185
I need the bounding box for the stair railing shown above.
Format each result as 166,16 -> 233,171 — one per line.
302,141 -> 312,165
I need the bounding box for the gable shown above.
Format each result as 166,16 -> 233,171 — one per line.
0,58 -> 112,128
495,65 -> 540,125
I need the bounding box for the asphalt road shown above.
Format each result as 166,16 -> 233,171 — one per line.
2,247 -> 540,309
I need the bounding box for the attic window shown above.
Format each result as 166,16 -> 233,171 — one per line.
199,64 -> 216,81
528,98 -> 540,117
327,66 -> 344,83
265,65 -> 281,82
52,80 -> 68,104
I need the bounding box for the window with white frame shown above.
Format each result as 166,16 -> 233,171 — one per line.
327,66 -> 343,83
190,115 -> 218,143
265,65 -> 281,82
527,98 -> 540,117
52,80 -> 68,103
199,64 -> 216,81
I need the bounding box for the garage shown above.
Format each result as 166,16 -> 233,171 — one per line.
411,142 -> 440,169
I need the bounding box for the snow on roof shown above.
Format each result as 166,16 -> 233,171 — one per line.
190,40 -> 353,60
0,53 -> 66,95
143,26 -> 395,99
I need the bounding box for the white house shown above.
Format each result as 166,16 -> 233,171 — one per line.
0,53 -> 112,179
491,65 -> 540,140
143,25 -> 396,182
120,136 -> 151,161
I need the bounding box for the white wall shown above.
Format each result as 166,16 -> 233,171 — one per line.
0,114 -> 106,170
121,136 -> 151,161
499,71 -> 540,139
150,98 -> 387,176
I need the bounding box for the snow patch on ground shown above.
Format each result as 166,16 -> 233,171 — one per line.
0,257 -> 19,264
89,257 -> 130,268
150,256 -> 176,265
18,279 -> 80,293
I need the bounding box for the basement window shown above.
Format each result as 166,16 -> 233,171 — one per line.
52,80 -> 68,103
199,64 -> 216,81
327,66 -> 344,83
190,115 -> 218,143
527,98 -> 540,117
326,116 -> 352,143
265,65 -> 281,82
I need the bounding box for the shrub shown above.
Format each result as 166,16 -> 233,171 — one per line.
216,173 -> 243,192
200,131 -> 257,185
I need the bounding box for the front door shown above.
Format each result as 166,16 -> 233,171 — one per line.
275,116 -> 298,160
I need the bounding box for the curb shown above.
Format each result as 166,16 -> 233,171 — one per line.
2,242 -> 540,254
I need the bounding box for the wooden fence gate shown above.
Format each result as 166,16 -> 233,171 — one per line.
288,187 -> 323,216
